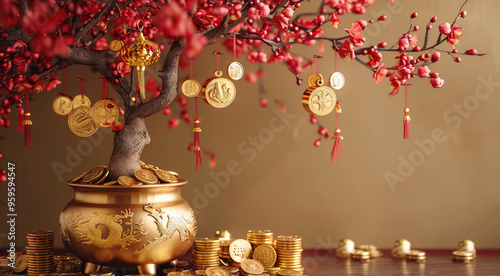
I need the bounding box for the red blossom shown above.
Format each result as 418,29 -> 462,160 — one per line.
338,40 -> 355,59
448,26 -> 463,47
346,21 -> 365,47
373,63 -> 393,84
93,38 -> 109,51
46,75 -> 61,91
273,14 -> 290,35
439,22 -> 451,35
331,12 -> 342,28
367,50 -> 382,68
418,66 -> 430,78
430,76 -> 444,88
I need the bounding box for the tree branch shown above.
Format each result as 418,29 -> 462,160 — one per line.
126,39 -> 184,121
74,0 -> 118,45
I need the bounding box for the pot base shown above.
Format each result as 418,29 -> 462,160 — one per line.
83,262 -> 157,275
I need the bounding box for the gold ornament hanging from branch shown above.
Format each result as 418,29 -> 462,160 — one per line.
121,24 -> 161,101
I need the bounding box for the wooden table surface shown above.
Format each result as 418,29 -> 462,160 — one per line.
4,248 -> 500,275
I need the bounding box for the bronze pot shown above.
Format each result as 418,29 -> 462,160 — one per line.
59,180 -> 196,271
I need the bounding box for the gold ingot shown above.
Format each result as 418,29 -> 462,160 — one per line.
452,250 -> 474,262
302,86 -> 337,116
405,250 -> 426,261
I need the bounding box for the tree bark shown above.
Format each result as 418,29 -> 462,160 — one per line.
108,117 -> 150,180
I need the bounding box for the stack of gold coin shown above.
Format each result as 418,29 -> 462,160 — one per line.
452,250 -> 474,262
54,255 -> 81,273
70,166 -> 109,184
192,238 -> 220,270
247,230 -> 273,249
26,230 -> 55,275
350,249 -> 370,261
358,244 -> 383,258
405,250 -> 426,262
275,236 -> 303,270
219,239 -> 233,262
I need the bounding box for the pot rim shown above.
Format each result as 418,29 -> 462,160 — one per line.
67,178 -> 187,189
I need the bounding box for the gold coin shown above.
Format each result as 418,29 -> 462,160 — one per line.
307,73 -> 324,88
405,250 -> 426,260
52,96 -> 73,115
202,77 -> 236,108
153,168 -> 178,183
94,166 -> 109,184
82,166 -> 105,183
329,72 -> 345,90
109,40 -> 124,52
227,61 -> 244,80
118,175 -> 137,186
102,180 -> 118,186
134,169 -> 158,184
182,79 -> 201,97
72,95 -> 91,109
229,239 -> 252,263
277,270 -> 301,275
205,267 -> 229,276
92,99 -> 119,127
68,106 -> 99,137
302,86 -> 336,116
350,249 -> 370,260
241,259 -> 264,274
253,245 -> 277,268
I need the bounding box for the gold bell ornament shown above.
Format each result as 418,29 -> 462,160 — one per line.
121,23 -> 161,101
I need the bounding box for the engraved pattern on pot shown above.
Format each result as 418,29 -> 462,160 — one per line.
135,204 -> 196,254
63,209 -> 147,251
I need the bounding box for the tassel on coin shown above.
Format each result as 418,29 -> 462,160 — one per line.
331,101 -> 343,163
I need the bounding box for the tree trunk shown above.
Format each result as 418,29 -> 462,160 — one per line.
108,117 -> 150,180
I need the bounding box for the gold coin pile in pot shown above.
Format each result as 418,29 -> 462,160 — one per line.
26,230 -> 55,275
54,254 -> 81,273
192,238 -> 221,270
247,230 -> 273,250
69,161 -> 179,186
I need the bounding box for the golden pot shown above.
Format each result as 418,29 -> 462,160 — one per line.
59,180 -> 196,274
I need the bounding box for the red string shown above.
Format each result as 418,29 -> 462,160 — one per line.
216,54 -> 221,71
102,77 -> 106,100
189,57 -> 193,79
106,80 -> 109,98
78,78 -> 85,98
63,67 -> 67,95
334,51 -> 338,72
232,32 -> 236,62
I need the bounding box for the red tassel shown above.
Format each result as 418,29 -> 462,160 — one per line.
17,106 -> 23,134
403,108 -> 410,139
403,84 -> 411,139
193,96 -> 203,170
24,89 -> 31,146
331,101 -> 343,163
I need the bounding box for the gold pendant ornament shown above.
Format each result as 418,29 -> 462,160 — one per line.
181,79 -> 201,97
68,106 -> 99,137
307,73 -> 324,88
52,95 -> 73,115
72,94 -> 91,109
329,71 -> 345,90
202,70 -> 236,108
227,61 -> 244,80
302,86 -> 337,116
92,99 -> 120,127
120,25 -> 161,101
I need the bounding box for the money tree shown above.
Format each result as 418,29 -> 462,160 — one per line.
0,0 -> 478,181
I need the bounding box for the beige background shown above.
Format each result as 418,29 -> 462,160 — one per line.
1,0 -> 500,250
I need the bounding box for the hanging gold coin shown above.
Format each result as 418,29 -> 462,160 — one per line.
227,61 -> 244,80
307,73 -> 324,88
181,79 -> 201,97
202,71 -> 236,108
72,95 -> 91,109
52,96 -> 73,116
329,72 -> 345,90
68,106 -> 99,137
302,86 -> 337,116
92,99 -> 120,127
109,40 -> 124,52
